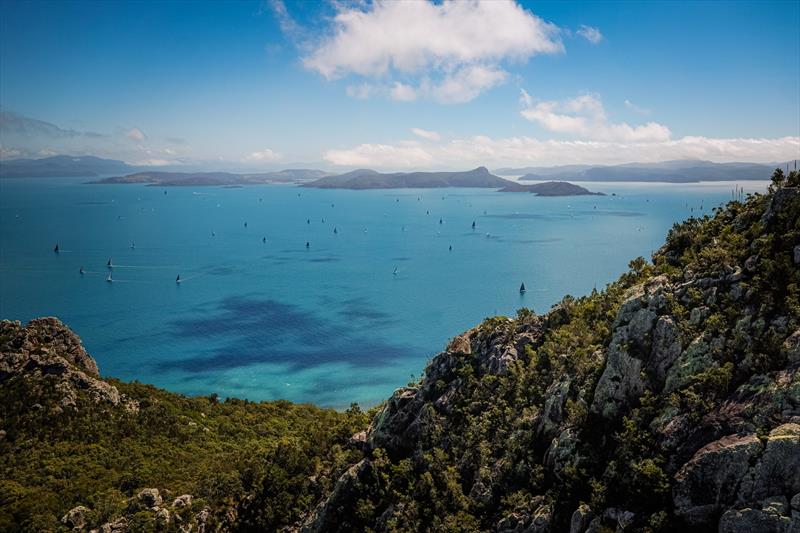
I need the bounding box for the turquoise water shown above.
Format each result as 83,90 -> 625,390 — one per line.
0,177 -> 767,408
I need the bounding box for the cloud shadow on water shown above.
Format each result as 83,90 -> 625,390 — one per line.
156,295 -> 415,373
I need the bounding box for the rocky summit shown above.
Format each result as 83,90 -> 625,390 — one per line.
1,180 -> 799,532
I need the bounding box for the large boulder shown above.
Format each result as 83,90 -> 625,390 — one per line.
673,433 -> 763,525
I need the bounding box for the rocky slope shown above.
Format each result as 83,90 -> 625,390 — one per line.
302,180 -> 800,532
1,175 -> 798,533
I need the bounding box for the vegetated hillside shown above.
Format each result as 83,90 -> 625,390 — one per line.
302,166 -> 513,189
1,171 -> 798,532
303,170 -> 800,532
498,181 -> 604,196
0,319 -> 368,532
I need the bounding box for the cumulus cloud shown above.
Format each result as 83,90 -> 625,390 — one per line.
411,128 -> 441,141
624,99 -> 651,115
300,0 -> 562,103
520,91 -> 671,142
244,148 -> 281,162
126,127 -> 146,142
390,82 -> 417,102
323,134 -> 799,169
577,25 -> 603,44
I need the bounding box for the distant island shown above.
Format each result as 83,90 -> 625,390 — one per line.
302,166 -> 511,189
90,169 -> 330,186
499,180 -> 604,196
90,166 -> 602,196
494,159 -> 791,183
303,167 -> 603,195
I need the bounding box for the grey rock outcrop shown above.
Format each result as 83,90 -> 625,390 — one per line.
0,318 -> 124,408
62,505 -> 90,530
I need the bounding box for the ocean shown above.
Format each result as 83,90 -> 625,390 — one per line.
0,177 -> 768,408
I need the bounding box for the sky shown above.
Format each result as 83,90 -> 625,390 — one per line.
0,0 -> 799,170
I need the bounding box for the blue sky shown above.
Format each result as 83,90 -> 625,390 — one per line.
0,0 -> 798,169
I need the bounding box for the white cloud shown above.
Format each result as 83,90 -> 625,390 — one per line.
430,65 -> 507,104
302,0 -> 562,103
390,82 -> 417,102
576,25 -> 603,44
324,141 -> 436,168
0,144 -> 23,159
624,99 -> 651,115
127,127 -> 146,142
346,83 -> 377,99
133,158 -> 173,166
322,134 -> 800,169
520,91 -> 671,142
244,148 -> 281,162
411,128 -> 441,141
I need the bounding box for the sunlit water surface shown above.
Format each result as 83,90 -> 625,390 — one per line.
0,178 -> 767,407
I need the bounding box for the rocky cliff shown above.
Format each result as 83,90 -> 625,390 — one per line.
302,184 -> 800,532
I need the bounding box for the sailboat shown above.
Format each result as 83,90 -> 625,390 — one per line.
106,274 -> 113,283
393,267 -> 398,276
519,283 -> 526,293
107,258 -> 113,269
79,266 -> 85,275
176,275 -> 181,284
472,221 -> 476,229
53,243 -> 60,253
305,241 -> 310,248
130,241 -> 135,249
333,227 -> 338,235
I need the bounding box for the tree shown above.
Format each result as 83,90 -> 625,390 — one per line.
770,168 -> 786,190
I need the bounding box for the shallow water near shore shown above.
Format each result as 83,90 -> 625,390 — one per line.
0,178 -> 767,408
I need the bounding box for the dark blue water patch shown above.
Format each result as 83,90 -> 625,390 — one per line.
157,295 -> 413,372
390,257 -> 411,261
337,296 -> 396,326
309,256 -> 340,263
